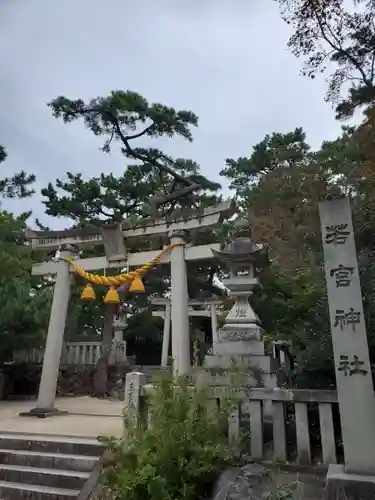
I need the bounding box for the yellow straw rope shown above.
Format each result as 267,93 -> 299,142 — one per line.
62,242 -> 185,286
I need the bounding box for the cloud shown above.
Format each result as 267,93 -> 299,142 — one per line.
0,0 -> 345,228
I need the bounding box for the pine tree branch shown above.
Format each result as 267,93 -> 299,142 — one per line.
110,116 -> 195,187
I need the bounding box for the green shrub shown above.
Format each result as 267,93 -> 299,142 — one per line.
101,372 -> 244,500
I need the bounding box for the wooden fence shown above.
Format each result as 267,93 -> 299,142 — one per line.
126,372 -> 341,467
13,341 -> 127,366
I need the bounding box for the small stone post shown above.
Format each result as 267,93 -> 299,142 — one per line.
20,245 -> 74,417
210,303 -> 218,347
169,230 -> 190,375
161,302 -> 171,367
124,372 -> 147,432
320,198 -> 375,497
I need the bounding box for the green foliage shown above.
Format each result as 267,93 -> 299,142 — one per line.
0,212 -> 32,276
0,171 -> 36,199
64,275 -> 104,341
276,0 -> 375,118
0,163 -> 49,361
41,165 -> 220,227
221,127 -> 310,201
253,267 -> 335,388
264,477 -> 304,500
221,127 -> 335,266
0,144 -> 35,198
49,91 -> 198,142
123,311 -> 162,344
0,145 -> 6,163
0,212 -> 51,361
44,90 -> 221,232
47,90 -> 221,219
0,278 -> 51,362
101,373 -> 242,500
41,169 -> 152,225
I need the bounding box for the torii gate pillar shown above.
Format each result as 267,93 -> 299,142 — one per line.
169,230 -> 191,375
20,245 -> 74,418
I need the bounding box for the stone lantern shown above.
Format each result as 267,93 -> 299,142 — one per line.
205,220 -> 277,390
212,219 -> 269,341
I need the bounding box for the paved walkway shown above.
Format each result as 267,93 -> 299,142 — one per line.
0,397 -> 124,438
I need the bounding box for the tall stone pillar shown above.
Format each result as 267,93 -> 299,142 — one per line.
320,198 -> 375,498
161,302 -> 171,367
169,230 -> 190,375
20,245 -> 74,417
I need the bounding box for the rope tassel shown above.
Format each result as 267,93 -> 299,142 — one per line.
129,275 -> 145,293
80,283 -> 96,301
104,286 -> 121,304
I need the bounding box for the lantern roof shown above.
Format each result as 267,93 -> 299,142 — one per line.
212,219 -> 270,268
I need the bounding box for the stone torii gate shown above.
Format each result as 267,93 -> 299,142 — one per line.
21,202 -> 233,417
151,297 -> 223,367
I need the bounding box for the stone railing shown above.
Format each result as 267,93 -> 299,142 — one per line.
126,372 -> 340,467
238,387 -> 339,466
13,341 -> 127,366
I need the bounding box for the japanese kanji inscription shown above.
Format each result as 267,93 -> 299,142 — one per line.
334,308 -> 361,332
235,307 -> 247,318
338,354 -> 368,377
330,264 -> 354,288
324,223 -> 350,245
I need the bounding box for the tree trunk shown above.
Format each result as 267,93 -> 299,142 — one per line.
93,303 -> 116,398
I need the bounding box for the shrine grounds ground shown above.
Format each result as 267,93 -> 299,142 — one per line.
0,396 -> 124,437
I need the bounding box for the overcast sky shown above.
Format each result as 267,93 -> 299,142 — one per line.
0,0 -> 350,229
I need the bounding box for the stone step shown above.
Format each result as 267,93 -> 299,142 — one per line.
0,449 -> 99,472
0,433 -> 104,457
0,480 -> 79,500
0,464 -> 89,491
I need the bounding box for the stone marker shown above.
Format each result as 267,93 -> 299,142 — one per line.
124,372 -> 146,431
319,198 -> 375,497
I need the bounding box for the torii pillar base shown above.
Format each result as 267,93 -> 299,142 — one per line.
325,464 -> 375,500
19,407 -> 68,419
